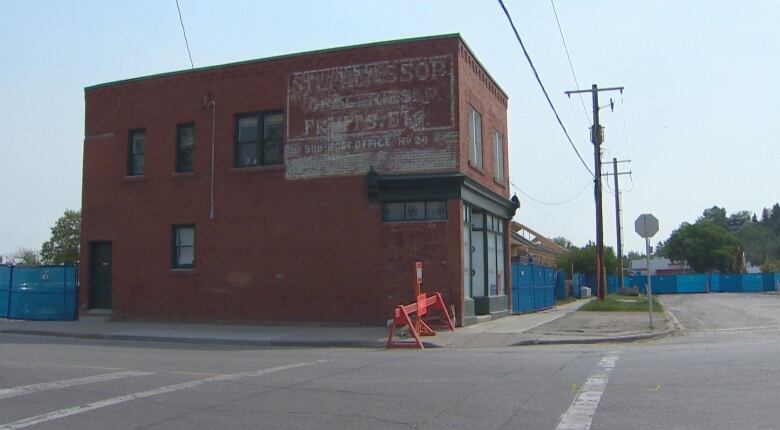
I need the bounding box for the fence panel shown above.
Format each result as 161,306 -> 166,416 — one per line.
652,276 -> 677,294
516,264 -> 533,287
631,276 -> 648,293
511,263 -> 557,313
511,263 -> 534,313
676,274 -> 708,293
533,265 -> 546,286
709,273 -> 720,292
606,276 -> 619,294
0,265 -> 11,318
718,274 -> 741,292
555,271 -> 566,300
764,273 -> 780,292
7,265 -> 78,321
741,274 -> 764,292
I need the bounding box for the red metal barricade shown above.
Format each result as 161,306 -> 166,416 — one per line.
386,262 -> 455,349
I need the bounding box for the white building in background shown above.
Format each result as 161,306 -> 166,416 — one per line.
630,257 -> 691,276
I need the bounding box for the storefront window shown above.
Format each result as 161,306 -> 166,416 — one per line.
464,208 -> 506,298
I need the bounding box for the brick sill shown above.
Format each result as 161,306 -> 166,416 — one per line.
229,165 -> 285,174
172,171 -> 196,178
170,269 -> 197,275
383,219 -> 448,224
122,175 -> 145,182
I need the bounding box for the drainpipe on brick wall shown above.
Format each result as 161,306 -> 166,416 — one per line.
207,98 -> 216,220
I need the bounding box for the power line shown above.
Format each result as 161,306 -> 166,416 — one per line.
625,172 -> 635,192
175,0 -> 195,70
497,0 -> 594,177
566,90 -> 590,150
510,179 -> 592,206
550,0 -> 591,125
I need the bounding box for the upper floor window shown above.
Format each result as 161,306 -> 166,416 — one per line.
235,112 -> 283,167
383,201 -> 448,222
172,224 -> 195,269
494,130 -> 504,182
468,106 -> 482,169
176,123 -> 195,172
127,129 -> 145,176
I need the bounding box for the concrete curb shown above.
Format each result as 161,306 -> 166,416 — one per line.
511,327 -> 675,346
661,302 -> 686,335
1,325 -> 672,349
0,329 -> 391,349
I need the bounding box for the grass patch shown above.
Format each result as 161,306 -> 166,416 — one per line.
579,294 -> 664,313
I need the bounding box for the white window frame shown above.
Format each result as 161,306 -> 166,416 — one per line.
468,106 -> 482,169
494,130 -> 504,182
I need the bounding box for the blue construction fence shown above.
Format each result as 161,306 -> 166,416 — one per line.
568,272 -> 780,296
0,264 -> 79,321
511,263 -> 566,313
571,274 -> 627,298
624,272 -> 780,294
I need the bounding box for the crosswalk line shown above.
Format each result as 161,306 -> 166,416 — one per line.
0,362 -> 319,430
556,351 -> 621,430
0,371 -> 154,400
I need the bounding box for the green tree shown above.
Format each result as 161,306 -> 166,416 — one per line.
698,206 -> 728,229
771,203 -> 780,234
737,223 -> 775,265
12,247 -> 41,266
552,236 -> 572,249
662,220 -> 741,272
626,250 -> 643,260
556,242 -> 617,278
40,209 -> 81,264
762,260 -> 780,273
728,210 -> 752,231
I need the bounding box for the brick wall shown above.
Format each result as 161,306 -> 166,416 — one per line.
81,35 -> 506,325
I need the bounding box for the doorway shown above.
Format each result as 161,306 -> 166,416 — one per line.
88,241 -> 112,309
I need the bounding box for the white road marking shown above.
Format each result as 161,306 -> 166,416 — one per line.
0,371 -> 154,400
690,325 -> 780,334
0,362 -> 319,430
555,351 -> 621,430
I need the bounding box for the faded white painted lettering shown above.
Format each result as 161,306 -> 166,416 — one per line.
286,55 -> 457,179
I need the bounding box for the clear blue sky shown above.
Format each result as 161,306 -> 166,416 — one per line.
1,0 -> 778,258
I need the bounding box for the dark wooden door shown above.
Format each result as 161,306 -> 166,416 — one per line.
89,242 -> 112,309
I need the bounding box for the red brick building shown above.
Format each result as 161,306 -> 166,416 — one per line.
80,34 -> 518,326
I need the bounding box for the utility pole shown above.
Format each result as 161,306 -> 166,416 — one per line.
605,158 -> 631,291
565,84 -> 624,301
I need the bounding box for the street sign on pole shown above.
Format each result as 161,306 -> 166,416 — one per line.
635,213 -> 659,329
634,213 -> 659,238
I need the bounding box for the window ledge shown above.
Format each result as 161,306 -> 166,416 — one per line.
229,164 -> 285,174
467,161 -> 485,175
172,171 -> 196,178
122,175 -> 145,182
493,178 -> 506,187
383,219 -> 448,224
171,268 -> 196,275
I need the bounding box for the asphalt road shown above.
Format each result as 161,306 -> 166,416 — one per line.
2,293 -> 780,429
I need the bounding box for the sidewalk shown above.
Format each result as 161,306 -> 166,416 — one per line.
432,299 -> 674,347
0,299 -> 675,349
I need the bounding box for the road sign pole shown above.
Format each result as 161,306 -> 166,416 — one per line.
635,213 -> 659,330
645,237 -> 653,329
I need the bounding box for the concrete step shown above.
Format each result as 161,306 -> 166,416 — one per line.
82,309 -> 112,322
474,314 -> 492,324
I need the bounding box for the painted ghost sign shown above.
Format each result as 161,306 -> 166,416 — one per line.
286,55 -> 457,179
